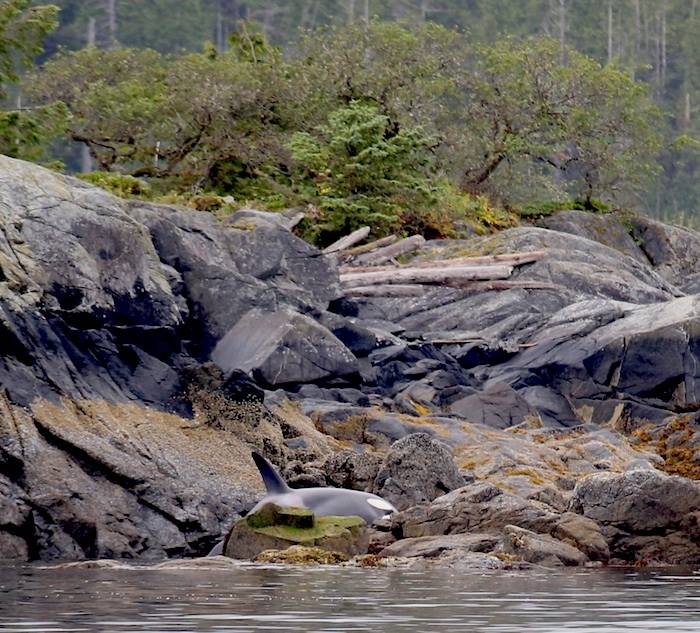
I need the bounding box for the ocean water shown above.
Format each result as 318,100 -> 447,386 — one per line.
1,563 -> 699,632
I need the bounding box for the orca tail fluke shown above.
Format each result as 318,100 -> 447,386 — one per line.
251,451 -> 290,494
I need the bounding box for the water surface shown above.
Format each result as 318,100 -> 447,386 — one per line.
1,563 -> 699,632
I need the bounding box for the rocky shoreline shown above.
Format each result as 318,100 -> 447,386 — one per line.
2,155 -> 700,567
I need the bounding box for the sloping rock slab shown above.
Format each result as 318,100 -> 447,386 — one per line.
212,307 -> 358,386
569,469 -> 700,533
491,295 -> 700,425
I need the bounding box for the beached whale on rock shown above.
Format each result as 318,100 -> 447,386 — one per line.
208,452 -> 396,556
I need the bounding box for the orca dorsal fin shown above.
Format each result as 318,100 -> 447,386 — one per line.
251,451 -> 290,494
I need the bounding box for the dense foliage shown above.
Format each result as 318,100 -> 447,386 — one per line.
28,0 -> 700,223
20,20 -> 662,242
2,1 -> 697,239
0,0 -> 66,160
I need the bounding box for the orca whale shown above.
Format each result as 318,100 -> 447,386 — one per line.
249,451 -> 396,524
207,451 -> 396,556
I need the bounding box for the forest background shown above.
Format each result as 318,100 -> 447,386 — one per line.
1,0 -> 698,243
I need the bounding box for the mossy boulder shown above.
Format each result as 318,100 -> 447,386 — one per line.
223,503 -> 369,560
254,545 -> 349,565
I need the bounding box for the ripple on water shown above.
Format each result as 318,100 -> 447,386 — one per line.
1,565 -> 700,632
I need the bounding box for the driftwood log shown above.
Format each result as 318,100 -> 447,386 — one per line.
340,250 -> 545,274
351,235 -> 426,266
340,264 -> 513,288
323,226 -> 371,254
342,234 -> 398,259
345,284 -> 427,297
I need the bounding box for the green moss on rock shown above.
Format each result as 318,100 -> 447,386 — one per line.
254,545 -> 349,565
224,503 -> 369,559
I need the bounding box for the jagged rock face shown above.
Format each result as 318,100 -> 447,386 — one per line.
0,397 -> 262,561
0,156 -> 342,409
350,216 -> 700,428
489,295 -> 700,425
4,157 -> 700,566
0,156 -> 345,561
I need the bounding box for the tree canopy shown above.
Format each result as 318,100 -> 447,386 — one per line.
1,1 -> 696,238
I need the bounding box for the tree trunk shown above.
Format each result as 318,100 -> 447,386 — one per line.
105,0 -> 117,48
87,17 -> 96,46
462,152 -> 506,192
607,1 -> 613,64
660,0 -> 667,88
559,0 -> 567,64
346,0 -> 356,22
216,6 -> 224,53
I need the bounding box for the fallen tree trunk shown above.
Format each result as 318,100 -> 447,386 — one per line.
352,235 -> 426,266
323,226 -> 371,254
340,250 -> 545,273
342,234 -> 397,259
449,280 -> 559,291
345,284 -> 426,297
340,264 -> 513,288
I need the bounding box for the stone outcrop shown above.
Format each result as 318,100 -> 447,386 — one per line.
568,470 -> 700,564
3,156 -> 700,567
212,307 -> 358,386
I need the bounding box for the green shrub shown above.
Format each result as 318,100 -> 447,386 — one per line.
78,171 -> 151,198
286,100 -> 436,244
518,197 -> 612,219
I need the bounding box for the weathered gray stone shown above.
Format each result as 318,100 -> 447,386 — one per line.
225,207 -> 303,231
323,450 -> 382,491
373,433 -> 465,510
379,533 -> 499,559
393,481 -> 558,539
551,512 -> 609,562
501,525 -> 587,567
449,382 -> 536,428
569,469 -> 700,533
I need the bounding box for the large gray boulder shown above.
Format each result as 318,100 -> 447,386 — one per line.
394,481 -> 557,538
373,433 -> 465,510
569,469 -> 700,533
390,480 -> 608,564
211,307 -> 358,386
540,210 -> 700,293
501,525 -> 587,567
449,383 -> 535,428
568,469 -> 700,564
